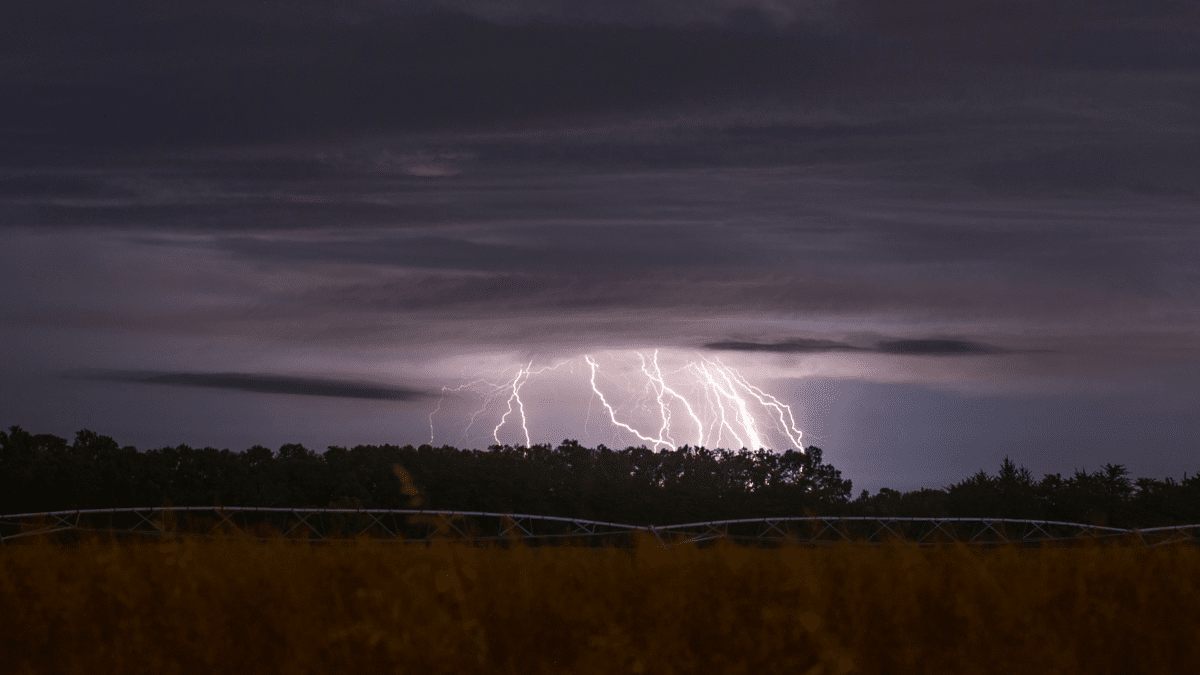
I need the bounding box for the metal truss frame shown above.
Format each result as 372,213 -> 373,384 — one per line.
652,516 -> 1157,547
0,507 -> 641,545
1,508 -> 1197,547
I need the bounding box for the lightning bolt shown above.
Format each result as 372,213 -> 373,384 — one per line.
428,397 -> 442,444
431,350 -> 806,455
639,350 -> 705,447
494,363 -> 533,448
431,359 -> 573,448
434,376 -> 513,446
586,355 -> 673,448
718,357 -> 804,449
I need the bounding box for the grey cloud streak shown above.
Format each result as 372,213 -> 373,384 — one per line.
68,370 -> 433,401
874,339 -> 1007,356
703,338 -> 864,353
703,338 -> 1013,355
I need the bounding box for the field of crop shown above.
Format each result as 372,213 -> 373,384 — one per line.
1,534 -> 1197,674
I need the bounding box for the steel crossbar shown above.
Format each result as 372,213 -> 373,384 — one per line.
281,510 -> 322,539
870,520 -> 904,542
570,520 -> 597,535
969,521 -> 1007,544
213,509 -> 240,533
760,519 -> 788,539
500,516 -> 533,538
813,518 -> 851,542
916,521 -> 956,543
1022,521 -> 1052,541
360,512 -> 394,538
134,509 -> 164,533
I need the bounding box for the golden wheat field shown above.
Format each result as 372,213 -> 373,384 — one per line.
1,534 -> 1197,675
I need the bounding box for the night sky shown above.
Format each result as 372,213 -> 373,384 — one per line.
3,0 -> 1198,492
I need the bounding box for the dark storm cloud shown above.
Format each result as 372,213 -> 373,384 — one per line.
0,175 -> 138,200
287,271 -> 890,315
68,370 -> 431,401
29,202 -> 427,231
967,142 -> 1200,197
853,0 -> 1200,69
835,216 -> 1176,297
4,0 -> 1196,150
403,0 -> 848,28
703,338 -> 1011,356
8,77 -> 1197,238
0,1 -> 847,148
279,264 -> 1175,325
210,224 -> 791,273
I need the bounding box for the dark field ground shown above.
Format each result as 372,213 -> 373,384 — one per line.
2,535 -> 1197,674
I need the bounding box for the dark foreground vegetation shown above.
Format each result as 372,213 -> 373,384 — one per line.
3,426 -> 1200,527
3,536 -> 1197,675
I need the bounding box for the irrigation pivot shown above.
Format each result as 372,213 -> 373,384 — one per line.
3,508 -> 1199,547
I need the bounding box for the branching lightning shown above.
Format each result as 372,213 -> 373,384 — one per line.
494,363 -> 533,448
585,354 -> 670,448
432,360 -> 572,448
430,350 -> 804,452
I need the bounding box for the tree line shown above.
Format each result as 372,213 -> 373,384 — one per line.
0,427 -> 850,525
3,426 -> 1199,528
850,457 -> 1200,529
